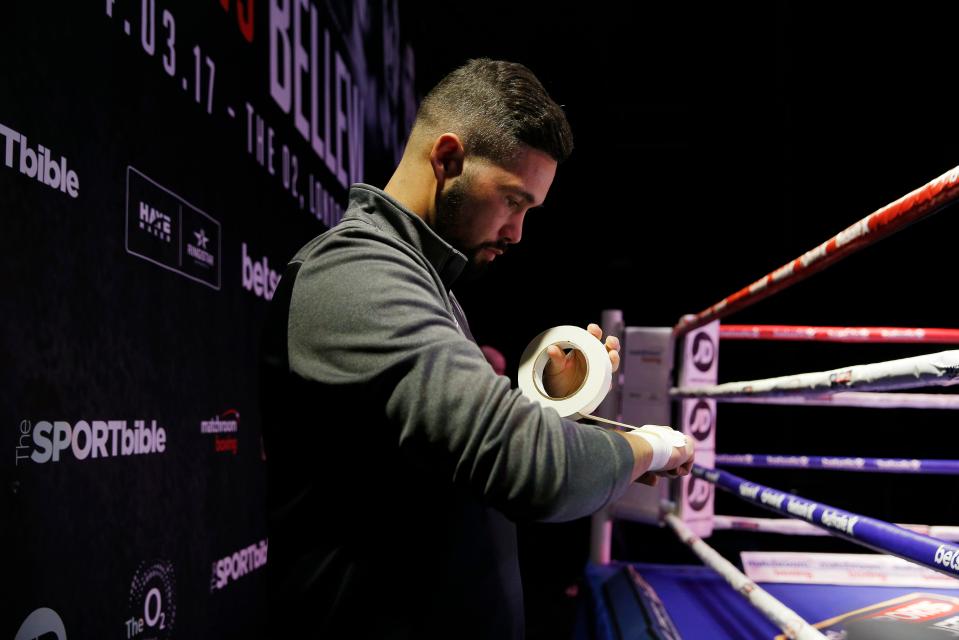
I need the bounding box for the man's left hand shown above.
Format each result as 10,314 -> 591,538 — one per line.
542,323 -> 620,397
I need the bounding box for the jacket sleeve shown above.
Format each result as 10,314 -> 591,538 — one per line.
287,230 -> 636,522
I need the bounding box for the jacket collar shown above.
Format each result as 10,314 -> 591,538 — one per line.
345,183 -> 467,289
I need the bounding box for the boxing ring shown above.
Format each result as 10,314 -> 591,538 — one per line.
575,165 -> 959,638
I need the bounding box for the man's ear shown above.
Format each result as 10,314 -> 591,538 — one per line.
430,133 -> 465,184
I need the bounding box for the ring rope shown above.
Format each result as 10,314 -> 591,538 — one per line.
716,454 -> 959,475
672,350 -> 959,399
719,391 -> 959,410
720,324 -> 959,344
664,512 -> 828,639
712,515 -> 959,542
675,165 -> 959,336
693,465 -> 959,580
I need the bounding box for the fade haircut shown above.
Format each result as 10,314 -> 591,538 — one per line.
413,58 -> 573,165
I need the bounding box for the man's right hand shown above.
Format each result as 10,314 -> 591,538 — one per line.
616,426 -> 695,486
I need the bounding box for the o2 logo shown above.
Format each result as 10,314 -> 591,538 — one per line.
125,560 -> 176,639
686,476 -> 712,512
687,400 -> 713,442
691,332 -> 715,373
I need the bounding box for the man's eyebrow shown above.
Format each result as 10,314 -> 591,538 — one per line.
502,185 -> 541,207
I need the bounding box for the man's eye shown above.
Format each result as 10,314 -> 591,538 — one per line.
506,197 -> 519,209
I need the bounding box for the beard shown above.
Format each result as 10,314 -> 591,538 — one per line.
434,173 -> 506,283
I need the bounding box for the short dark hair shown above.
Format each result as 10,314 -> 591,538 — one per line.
414,58 -> 573,164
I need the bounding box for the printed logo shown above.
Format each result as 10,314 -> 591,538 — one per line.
201,409 -> 240,455
186,227 -> 215,268
821,457 -> 864,469
820,510 -> 860,536
691,332 -> 715,373
786,498 -> 817,521
15,607 -> 67,640
767,455 -> 810,467
16,419 -> 167,466
686,400 -> 713,441
686,476 -> 711,511
876,458 -> 922,471
875,599 -> 958,623
126,166 -> 221,290
759,489 -> 786,510
210,538 -> 269,592
829,369 -> 853,386
241,242 -> 279,301
739,483 -> 761,500
0,122 -> 79,198
138,201 -> 172,242
126,560 -> 176,639
936,545 -> 959,572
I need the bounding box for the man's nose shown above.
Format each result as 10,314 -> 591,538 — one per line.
502,210 -> 526,244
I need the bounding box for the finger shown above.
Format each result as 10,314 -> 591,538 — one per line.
609,349 -> 620,372
587,323 -> 602,341
605,335 -> 621,352
637,472 -> 659,486
545,344 -> 567,374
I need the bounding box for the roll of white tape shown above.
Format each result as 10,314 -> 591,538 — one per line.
518,325 -> 612,420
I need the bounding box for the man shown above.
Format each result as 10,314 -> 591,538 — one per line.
260,58 -> 694,638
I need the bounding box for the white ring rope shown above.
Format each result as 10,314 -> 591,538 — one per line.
664,513 -> 827,640
673,350 -> 959,399
719,391 -> 959,409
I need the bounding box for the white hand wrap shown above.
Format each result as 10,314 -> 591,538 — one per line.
626,425 -> 688,472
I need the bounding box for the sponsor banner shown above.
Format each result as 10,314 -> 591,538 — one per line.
681,322 -> 719,385
126,166 -> 222,290
775,592 -> 959,640
16,419 -> 167,465
0,121 -> 80,198
126,560 -> 177,639
683,398 -> 715,446
743,552 -> 959,589
241,242 -> 280,301
681,449 -> 714,529
4,1 -> 408,636
679,320 -> 718,537
210,538 -> 268,592
201,409 -> 240,454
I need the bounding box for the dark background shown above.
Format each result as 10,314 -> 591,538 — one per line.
5,1 -> 959,637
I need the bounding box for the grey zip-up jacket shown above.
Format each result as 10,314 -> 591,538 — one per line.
260,184 -> 635,639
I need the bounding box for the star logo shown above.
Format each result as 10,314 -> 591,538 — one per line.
193,228 -> 209,249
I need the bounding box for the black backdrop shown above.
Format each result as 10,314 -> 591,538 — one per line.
3,1 -> 416,637
5,2 -> 959,638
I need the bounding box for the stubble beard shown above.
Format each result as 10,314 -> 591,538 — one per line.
435,175 -> 497,283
